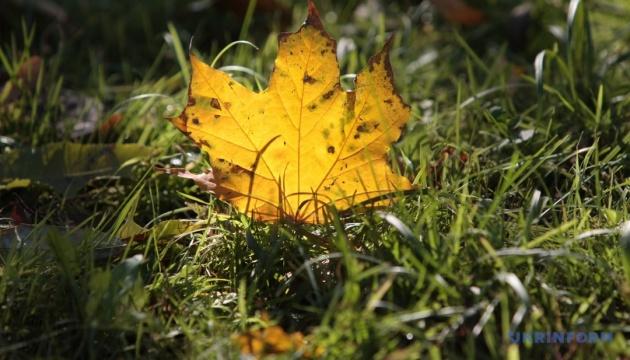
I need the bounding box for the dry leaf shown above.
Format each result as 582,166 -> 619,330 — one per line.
171,0 -> 412,223
430,0 -> 485,26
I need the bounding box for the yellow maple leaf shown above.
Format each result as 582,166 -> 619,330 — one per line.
171,0 -> 412,223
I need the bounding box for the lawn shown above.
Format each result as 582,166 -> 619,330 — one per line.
1,0 -> 629,358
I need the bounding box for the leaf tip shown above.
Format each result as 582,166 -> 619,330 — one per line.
367,35 -> 395,71
383,34 -> 395,52
305,0 -> 323,28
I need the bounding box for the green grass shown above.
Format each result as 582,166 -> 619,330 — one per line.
1,0 -> 629,358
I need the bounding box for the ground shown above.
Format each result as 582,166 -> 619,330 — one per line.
0,0 -> 629,358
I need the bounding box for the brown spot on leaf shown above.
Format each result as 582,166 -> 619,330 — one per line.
188,97 -> 196,106
192,118 -> 200,125
322,89 -> 335,101
210,98 -> 221,110
303,73 -> 316,84
224,102 -> 232,110
357,123 -> 369,133
307,103 -> 317,111
384,98 -> 393,105
353,133 -> 360,139
214,114 -> 221,119
327,146 -> 335,154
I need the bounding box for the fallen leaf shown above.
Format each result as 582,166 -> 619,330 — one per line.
98,113 -> 124,136
171,0 -> 412,223
0,142 -> 156,195
430,0 -> 485,26
117,219 -> 205,243
0,179 -> 31,191
235,325 -> 306,357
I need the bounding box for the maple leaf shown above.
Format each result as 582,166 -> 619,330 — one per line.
171,0 -> 412,223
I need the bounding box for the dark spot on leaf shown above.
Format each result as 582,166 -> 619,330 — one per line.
307,103 -> 317,111
192,118 -> 200,125
214,114 -> 220,119
327,146 -> 335,154
320,49 -> 326,55
210,98 -> 221,110
322,89 -> 335,101
384,98 -> 393,105
180,113 -> 188,122
303,73 -> 316,84
354,133 -> 360,139
357,123 -> 369,133
188,97 -> 196,106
